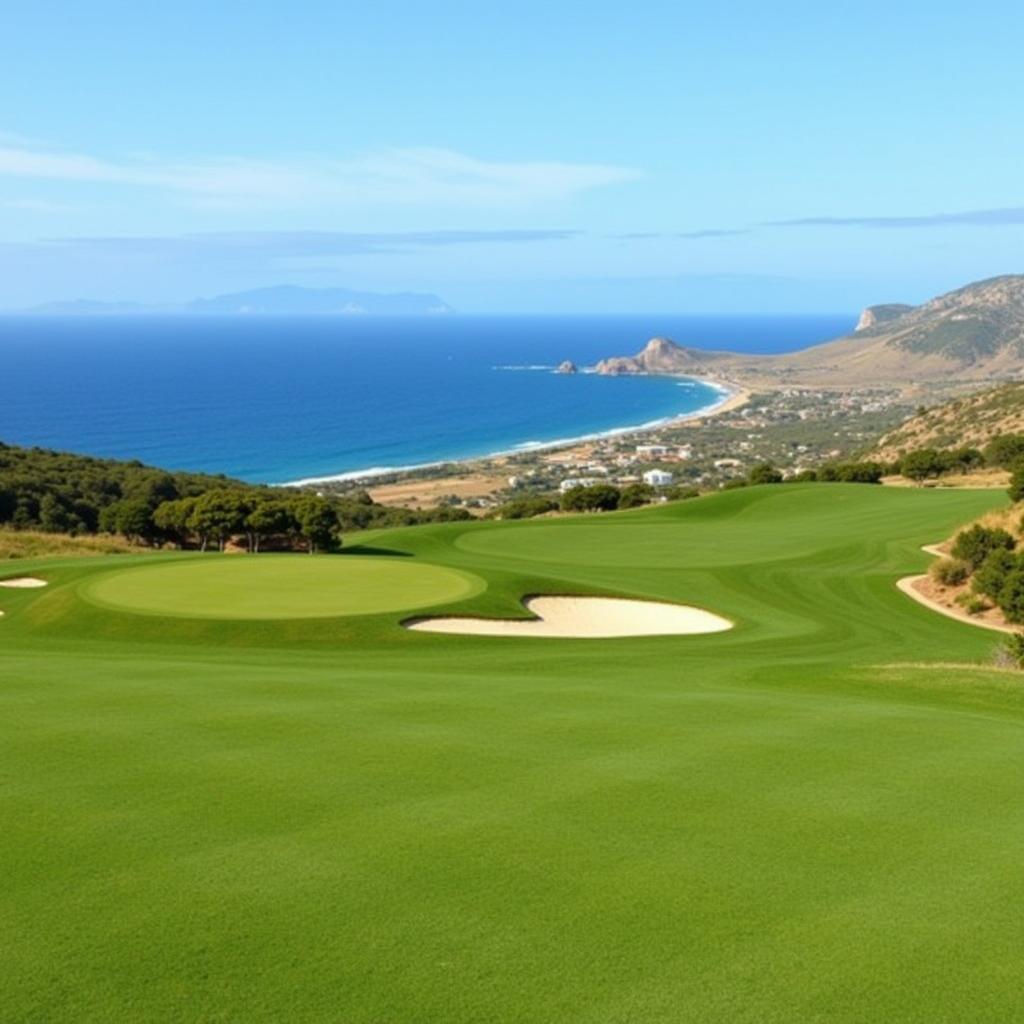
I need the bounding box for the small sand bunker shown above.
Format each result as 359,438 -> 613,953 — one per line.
405,595 -> 733,638
0,577 -> 47,589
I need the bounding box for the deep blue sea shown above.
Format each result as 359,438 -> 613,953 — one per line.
0,313 -> 854,483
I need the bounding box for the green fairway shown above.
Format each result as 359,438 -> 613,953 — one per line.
79,553 -> 484,619
3,484 -> 1024,1023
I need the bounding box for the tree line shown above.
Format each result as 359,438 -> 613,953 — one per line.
0,441 -> 471,549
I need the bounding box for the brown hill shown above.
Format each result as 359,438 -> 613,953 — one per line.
855,303 -> 914,331
595,275 -> 1024,387
871,381 -> 1024,461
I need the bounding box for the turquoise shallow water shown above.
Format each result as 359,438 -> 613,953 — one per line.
0,313 -> 853,483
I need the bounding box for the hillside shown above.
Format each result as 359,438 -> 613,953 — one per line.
596,274 -> 1024,387
872,381 -> 1024,460
594,336 -> 729,376
855,303 -> 914,331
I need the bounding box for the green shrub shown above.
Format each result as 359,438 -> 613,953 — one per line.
951,524 -> 1015,571
493,496 -> 558,520
1009,460 -> 1024,503
747,463 -> 783,485
560,484 -> 620,513
618,483 -> 656,509
942,447 -> 984,473
984,433 -> 1024,469
973,548 -> 1020,600
997,569 -> 1024,623
998,631 -> 1024,668
956,594 -> 988,615
665,485 -> 700,501
900,448 -> 946,481
841,462 -> 884,483
931,558 -> 970,587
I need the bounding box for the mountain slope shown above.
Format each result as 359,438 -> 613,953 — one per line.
595,275 -> 1024,386
871,381 -> 1024,460
855,303 -> 914,331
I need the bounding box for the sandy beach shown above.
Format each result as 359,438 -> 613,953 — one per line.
360,377 -> 751,508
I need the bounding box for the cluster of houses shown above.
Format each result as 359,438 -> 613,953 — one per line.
557,468 -> 674,493
548,441 -> 692,493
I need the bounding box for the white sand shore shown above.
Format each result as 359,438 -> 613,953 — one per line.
283,376 -> 748,489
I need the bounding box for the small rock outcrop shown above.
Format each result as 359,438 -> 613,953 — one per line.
556,360 -> 578,374
595,336 -> 723,376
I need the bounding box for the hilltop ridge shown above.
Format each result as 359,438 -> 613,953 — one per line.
595,274 -> 1024,387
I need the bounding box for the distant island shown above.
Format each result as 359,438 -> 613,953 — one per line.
17,285 -> 455,317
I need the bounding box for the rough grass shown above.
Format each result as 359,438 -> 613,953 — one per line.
2,484 -> 1023,1023
0,527 -> 140,560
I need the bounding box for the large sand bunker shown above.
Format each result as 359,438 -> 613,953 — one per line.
0,577 -> 47,588
405,595 -> 733,638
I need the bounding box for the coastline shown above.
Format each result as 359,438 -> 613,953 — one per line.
283,376 -> 750,489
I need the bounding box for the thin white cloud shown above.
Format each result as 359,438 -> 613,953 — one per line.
0,197 -> 72,212
0,142 -> 640,208
765,207 -> 1024,229
33,229 -> 581,258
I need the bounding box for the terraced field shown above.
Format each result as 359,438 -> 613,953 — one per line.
3,484 -> 1023,1023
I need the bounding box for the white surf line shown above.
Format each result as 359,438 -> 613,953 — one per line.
404,594 -> 733,639
280,377 -> 740,488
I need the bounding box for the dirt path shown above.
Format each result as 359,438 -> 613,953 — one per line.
896,544 -> 1015,634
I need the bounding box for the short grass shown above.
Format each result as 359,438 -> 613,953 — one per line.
2,484 -> 1023,1023
80,553 -> 484,619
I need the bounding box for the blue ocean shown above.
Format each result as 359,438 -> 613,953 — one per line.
0,314 -> 854,483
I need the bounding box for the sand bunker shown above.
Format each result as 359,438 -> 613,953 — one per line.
0,577 -> 47,589
405,595 -> 733,638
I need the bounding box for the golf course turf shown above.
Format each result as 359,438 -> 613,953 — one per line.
80,554 -> 484,620
3,484 -> 1023,1022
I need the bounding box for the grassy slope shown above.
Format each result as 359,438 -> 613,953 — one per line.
2,484 -> 1023,1023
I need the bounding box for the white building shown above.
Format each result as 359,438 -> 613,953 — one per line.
636,444 -> 669,457
643,469 -> 674,487
559,477 -> 601,493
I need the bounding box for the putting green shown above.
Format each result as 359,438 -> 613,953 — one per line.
81,555 -> 484,619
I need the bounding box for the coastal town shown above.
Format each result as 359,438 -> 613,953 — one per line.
314,384 -> 915,511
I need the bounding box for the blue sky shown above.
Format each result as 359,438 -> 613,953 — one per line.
1,0 -> 1022,312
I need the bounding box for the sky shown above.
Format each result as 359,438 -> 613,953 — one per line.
1,0 -> 1023,313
